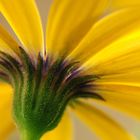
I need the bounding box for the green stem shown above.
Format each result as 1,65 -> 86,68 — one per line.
20,129 -> 41,140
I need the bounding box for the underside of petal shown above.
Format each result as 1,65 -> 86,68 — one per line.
0,82 -> 15,139
73,101 -> 135,140
41,112 -> 73,140
68,7 -> 140,64
0,24 -> 19,57
83,29 -> 140,74
0,0 -> 44,57
110,0 -> 140,10
94,82 -> 140,120
46,0 -> 109,59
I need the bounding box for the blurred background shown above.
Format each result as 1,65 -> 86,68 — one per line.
0,0 -> 140,139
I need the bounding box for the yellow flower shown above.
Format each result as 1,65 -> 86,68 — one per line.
0,0 -> 140,140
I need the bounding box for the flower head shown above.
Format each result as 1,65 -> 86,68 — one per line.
0,0 -> 140,140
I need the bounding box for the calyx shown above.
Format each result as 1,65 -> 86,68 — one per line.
0,47 -> 103,139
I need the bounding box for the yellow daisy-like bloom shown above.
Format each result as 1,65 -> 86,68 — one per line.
0,0 -> 140,140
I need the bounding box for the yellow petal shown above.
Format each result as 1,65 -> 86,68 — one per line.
41,112 -> 73,140
82,29 -> 140,119
110,0 -> 140,10
94,82 -> 140,119
68,7 -> 140,64
95,83 -> 140,103
83,29 -> 140,74
95,71 -> 140,85
79,17 -> 140,120
95,98 -> 140,123
46,0 -> 109,58
0,82 -> 15,139
73,101 -> 135,140
0,24 -> 19,56
0,0 -> 44,57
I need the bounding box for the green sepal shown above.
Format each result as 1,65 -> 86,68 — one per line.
0,48 -> 104,140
